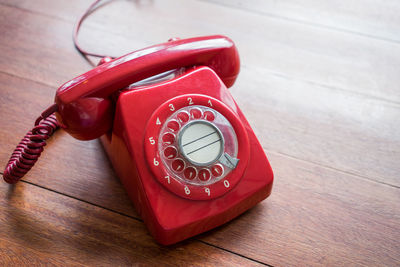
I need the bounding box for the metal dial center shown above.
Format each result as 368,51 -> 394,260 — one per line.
178,120 -> 224,166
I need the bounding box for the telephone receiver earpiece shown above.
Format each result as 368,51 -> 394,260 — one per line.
55,35 -> 240,140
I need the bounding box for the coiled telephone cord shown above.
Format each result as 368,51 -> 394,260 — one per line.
3,105 -> 59,184
3,0 -> 112,184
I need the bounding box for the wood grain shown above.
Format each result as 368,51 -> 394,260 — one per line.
203,0 -> 400,42
2,0 -> 400,103
0,2 -> 399,187
0,0 -> 399,266
0,181 -> 264,266
201,152 -> 400,266
0,72 -> 137,217
1,72 -> 399,265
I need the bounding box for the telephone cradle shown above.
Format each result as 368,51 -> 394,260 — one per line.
4,35 -> 274,245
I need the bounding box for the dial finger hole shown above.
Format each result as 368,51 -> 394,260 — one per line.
204,110 -> 215,121
164,146 -> 177,159
184,167 -> 197,180
162,132 -> 175,145
190,108 -> 202,119
198,168 -> 211,181
177,111 -> 190,123
167,120 -> 180,132
211,164 -> 224,177
171,158 -> 185,172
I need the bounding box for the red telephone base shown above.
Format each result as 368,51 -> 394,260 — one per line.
100,66 -> 273,245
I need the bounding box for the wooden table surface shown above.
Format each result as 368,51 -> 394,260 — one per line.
1,0 -> 399,266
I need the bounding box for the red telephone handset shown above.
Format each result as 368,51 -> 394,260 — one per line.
4,35 -> 273,245
55,35 -> 240,140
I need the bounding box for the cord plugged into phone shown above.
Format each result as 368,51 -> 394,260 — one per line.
3,2 -> 273,245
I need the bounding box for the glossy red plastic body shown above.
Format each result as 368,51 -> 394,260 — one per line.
100,66 -> 274,245
52,35 -> 273,244
144,94 -> 251,200
54,35 -> 240,140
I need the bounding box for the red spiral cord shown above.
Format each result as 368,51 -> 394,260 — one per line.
3,105 -> 60,184
3,0 -> 115,184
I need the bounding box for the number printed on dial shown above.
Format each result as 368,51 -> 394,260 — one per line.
144,94 -> 249,200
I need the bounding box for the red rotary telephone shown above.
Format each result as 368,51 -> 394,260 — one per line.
3,35 -> 274,245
